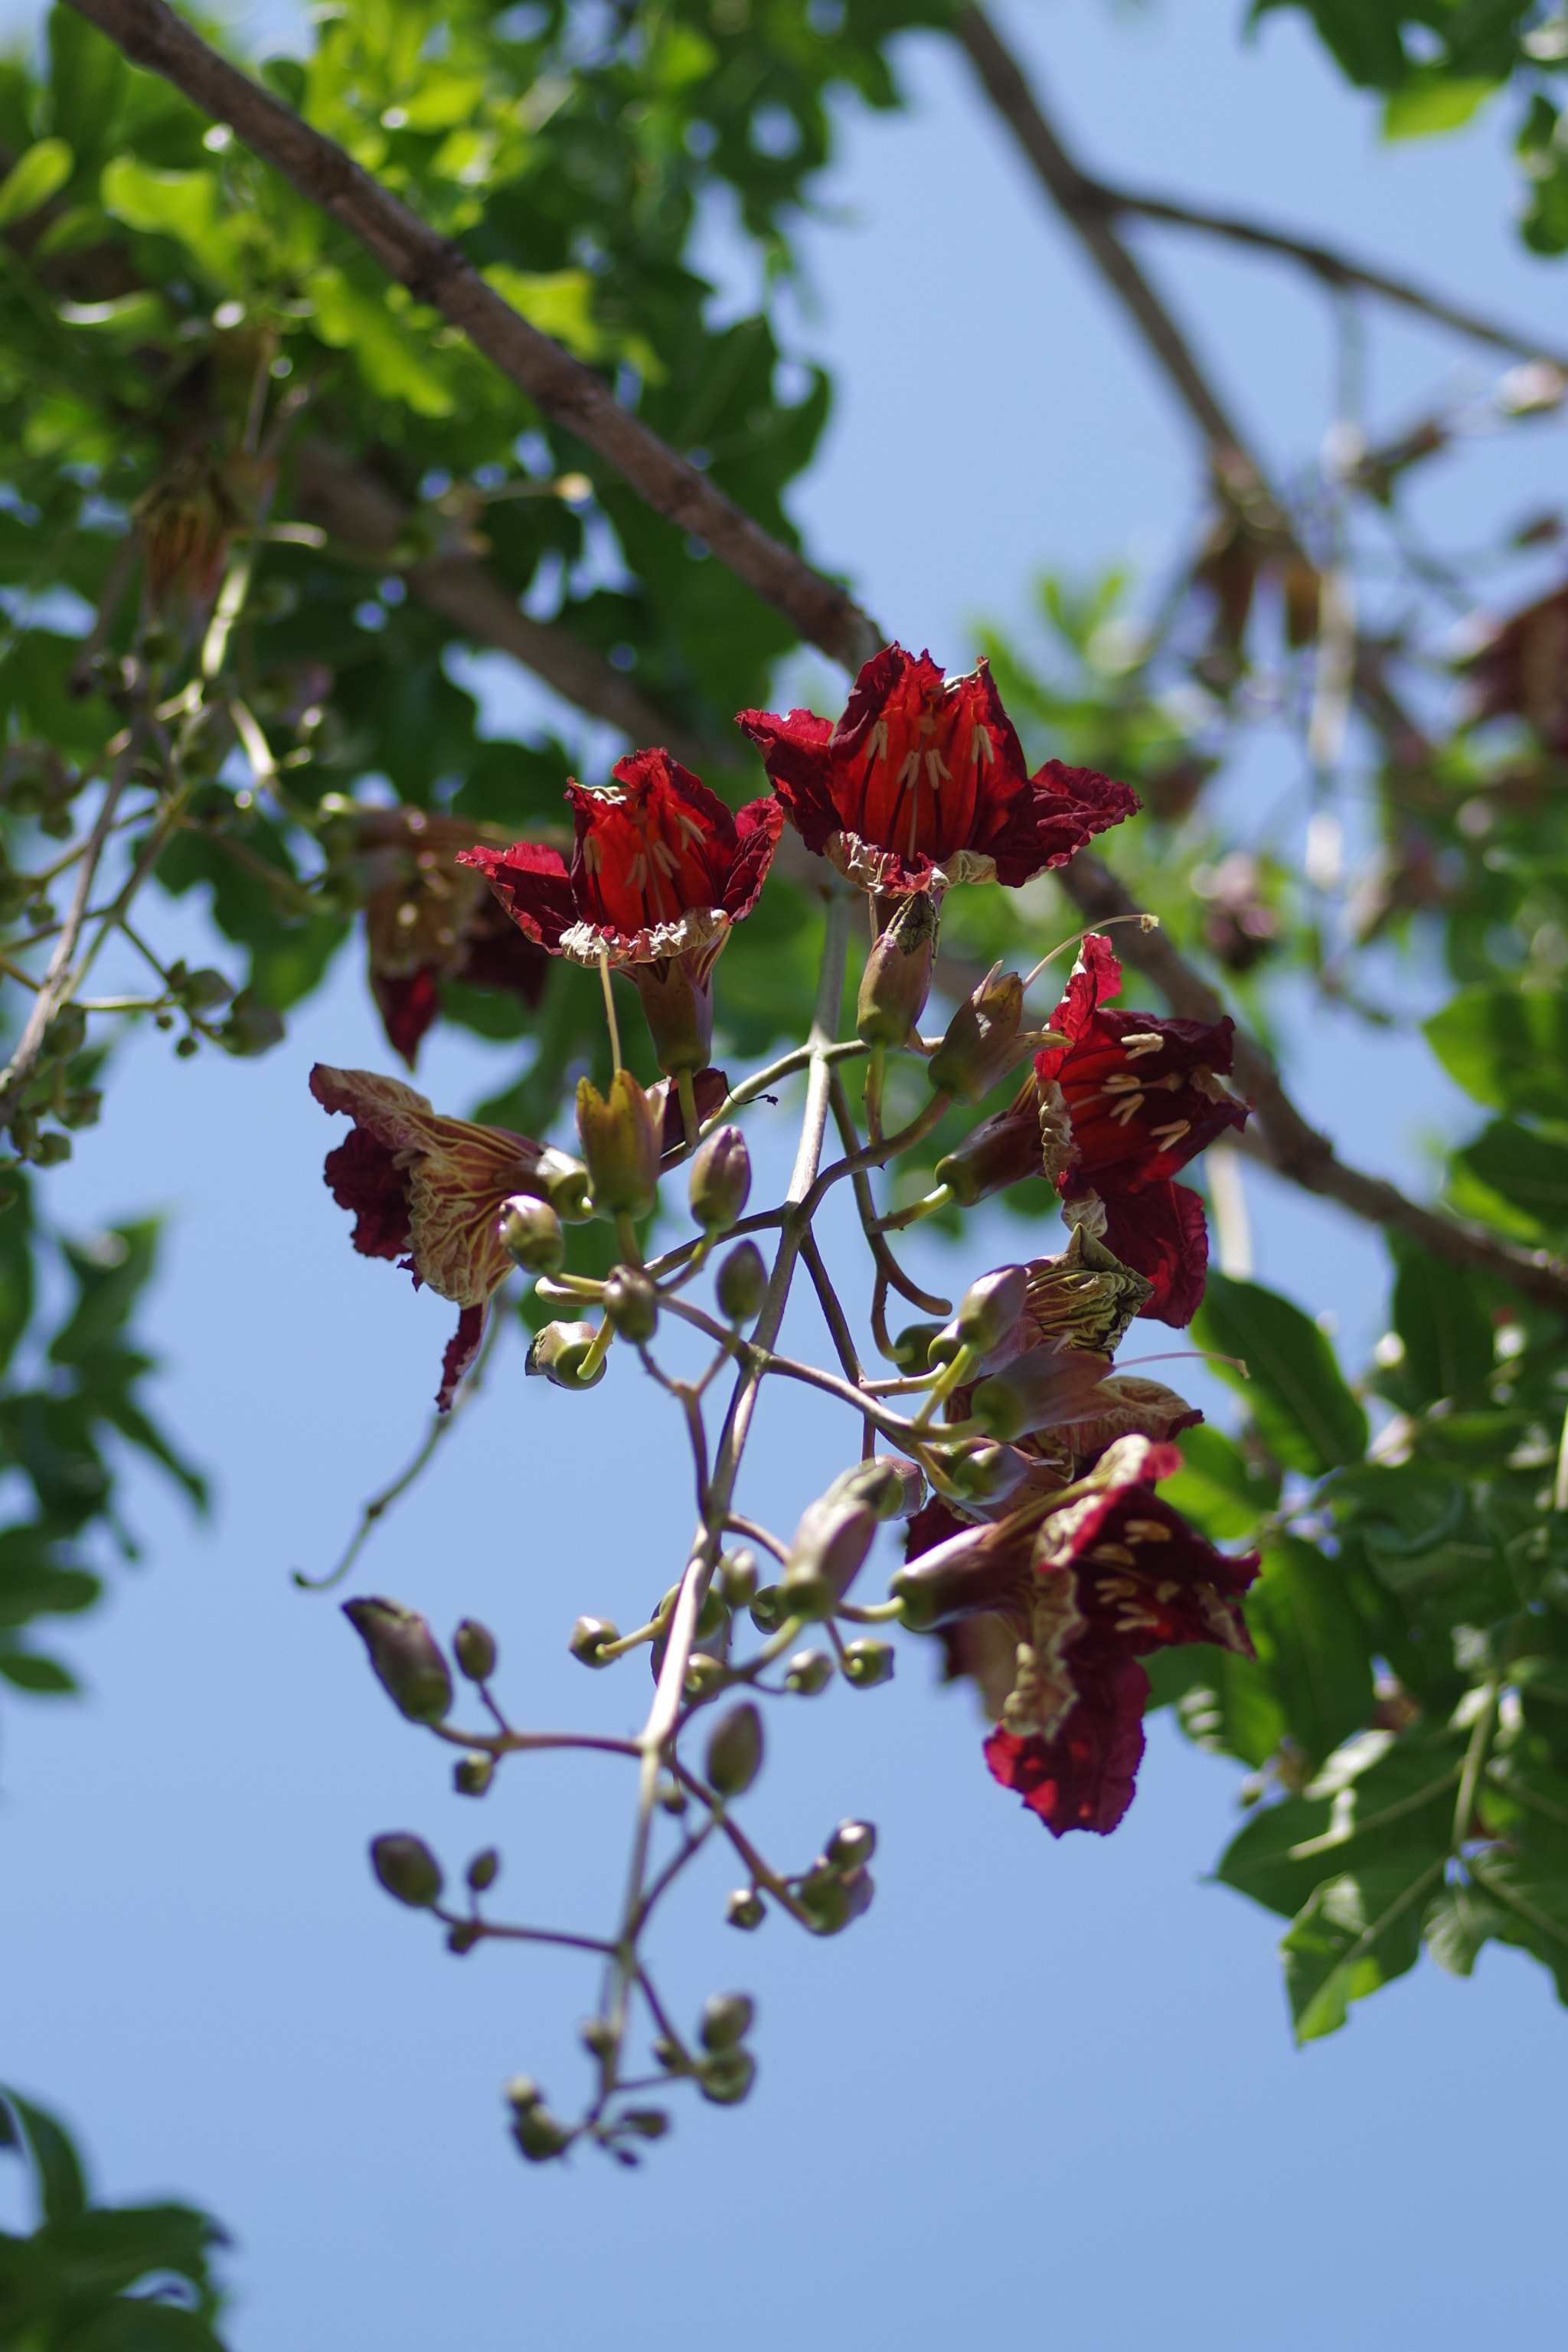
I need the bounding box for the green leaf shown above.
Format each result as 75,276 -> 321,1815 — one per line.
1389,1237 -> 1495,1407
1159,1423 -> 1279,1539
0,1647 -> 77,1693
1192,1272 -> 1368,1474
0,138 -> 74,227
1384,74 -> 1498,140
1425,985 -> 1568,1120
305,266 -> 457,416
1282,1854 -> 1446,2040
50,1222 -> 159,1366
1446,1119 -> 1568,1240
100,158 -> 249,287
1247,1537 -> 1375,1772
1147,1640 -> 1286,1768
2,2089 -> 87,2223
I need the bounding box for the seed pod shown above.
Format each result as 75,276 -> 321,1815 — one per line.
784,1648 -> 834,1695
716,1239 -> 767,1325
726,1888 -> 766,1930
343,1599 -> 453,1723
955,1263 -> 1028,1354
498,1194 -> 565,1276
779,1493 -> 878,1619
370,1831 -> 443,1909
827,1819 -> 877,1870
569,1615 -> 619,1666
454,1752 -> 495,1797
576,1068 -> 662,1217
700,1993 -> 756,2053
856,890 -> 937,1047
926,962 -> 1026,1102
706,1700 -> 763,1798
603,1266 -> 659,1344
717,1548 -> 759,1606
688,1124 -> 750,1233
453,1619 -> 498,1682
842,1638 -> 895,1687
526,1319 -> 608,1390
698,2048 -> 757,2105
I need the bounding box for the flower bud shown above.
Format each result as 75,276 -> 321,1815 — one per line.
717,1548 -> 759,1606
448,1921 -> 482,1955
498,1194 -> 564,1276
934,1092 -> 1042,1207
454,1751 -> 495,1797
827,1820 -> 877,1870
726,1888 -> 766,1929
796,1862 -> 874,1935
343,1599 -> 453,1723
41,1005 -> 87,1063
780,1494 -> 878,1618
939,1439 -> 1033,1506
467,1847 -> 500,1892
825,1455 -> 925,1523
697,2048 -> 756,2105
716,1239 -> 767,1324
889,1319 -> 947,1370
842,1638 -> 896,1687
706,1700 -> 763,1797
576,1068 -> 662,1218
526,1319 -> 608,1390
688,1124 -> 750,1233
629,955 -> 714,1076
784,1647 -> 834,1694
570,1615 -> 619,1665
684,1652 -> 727,1700
371,1831 -> 443,1908
955,1263 -> 1028,1354
856,890 -> 937,1047
700,1992 -> 755,2051
969,1342 -> 1113,1443
535,1147 -> 593,1223
748,1584 -> 786,1632
927,962 -> 1026,1102
511,2099 -> 571,2162
603,1266 -> 659,1344
890,1523 -> 1024,1631
453,1619 -> 497,1682
657,1773 -> 688,1815
621,2107 -> 670,2140
580,2017 -> 616,2058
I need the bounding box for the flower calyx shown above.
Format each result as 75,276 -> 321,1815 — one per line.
577,1067 -> 662,1220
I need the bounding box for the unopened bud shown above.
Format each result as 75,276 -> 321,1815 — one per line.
716,1239 -> 766,1324
955,1263 -> 1027,1354
890,1523 -> 1021,1631
603,1265 -> 659,1344
684,1651 -> 727,1700
934,1089 -> 1042,1207
857,891 -> 937,1047
726,1888 -> 766,1929
941,1439 -> 1033,1505
784,1647 -> 834,1695
717,1548 -> 759,1606
827,1819 -> 877,1870
657,1773 -> 688,1815
889,1319 -> 946,1370
748,1584 -> 786,1632
41,1005 -> 87,1063
569,1615 -> 619,1666
698,2048 -> 756,2105
577,1069 -> 662,1217
498,1194 -> 564,1275
454,1751 -> 495,1797
526,1319 -> 608,1390
448,1920 -> 482,1954
688,1124 -> 750,1233
621,2107 -> 670,2140
927,962 -> 1025,1102
535,1147 -> 593,1223
371,1831 -> 443,1908
705,1700 -> 763,1797
511,2105 -> 571,2162
467,1847 -> 500,1892
842,1638 -> 895,1687
344,1599 -> 453,1723
780,1494 -> 877,1618
700,1992 -> 755,2052
580,2017 -> 616,2058
970,1342 -> 1112,1443
796,1862 -> 874,1935
826,1455 -> 925,1523
453,1619 -> 497,1681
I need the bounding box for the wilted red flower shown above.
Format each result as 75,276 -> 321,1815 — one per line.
737,643 -> 1136,899
1095,1181 -> 1211,1328
459,748 -> 782,1074
311,1065 -> 585,1411
1460,580 -> 1568,755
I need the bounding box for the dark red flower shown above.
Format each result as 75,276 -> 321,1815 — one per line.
1096,1181 -> 1210,1328
459,748 -> 781,1073
312,1065 -> 583,1411
985,1657 -> 1150,1838
737,644 -> 1136,898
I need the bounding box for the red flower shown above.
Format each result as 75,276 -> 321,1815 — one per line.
312,1066 -> 583,1412
737,644 -> 1136,899
1096,1181 -> 1210,1327
459,748 -> 782,1073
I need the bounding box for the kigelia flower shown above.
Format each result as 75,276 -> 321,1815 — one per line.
737,643 -> 1137,903
312,1065 -> 586,1413
459,748 -> 782,1076
894,1436 -> 1258,1837
1033,934 -> 1250,1325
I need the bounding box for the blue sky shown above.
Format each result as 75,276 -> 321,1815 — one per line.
3,5 -> 1566,2348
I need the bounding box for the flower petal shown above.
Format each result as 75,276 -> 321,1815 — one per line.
984,1658 -> 1149,1835
1098,1180 -> 1211,1326
457,841 -> 577,952
436,1302 -> 486,1414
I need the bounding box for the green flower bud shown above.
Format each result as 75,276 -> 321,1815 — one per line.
454,1751 -> 495,1797
827,1819 -> 877,1870
684,1651 -> 727,1700
698,2048 -> 756,2105
343,1599 -> 453,1723
889,1319 -> 947,1370
512,2105 -> 571,2162
969,1342 -> 1112,1443
569,1615 -> 619,1666
577,1068 -> 662,1217
447,1921 -> 482,1955
535,1148 -> 593,1223
784,1647 -> 834,1695
603,1266 -> 659,1344
705,1700 -> 763,1798
498,1194 -> 565,1276
700,1993 -> 755,2053
798,1861 -> 874,1936
580,2017 -> 616,2058
826,1455 -> 926,1523
716,1239 -> 767,1325
526,1319 -> 608,1390
748,1584 -> 787,1632
926,962 -> 1026,1102
32,1132 -> 70,1165
371,1831 -> 443,1908
780,1493 -> 878,1619
453,1618 -> 497,1682
620,2108 -> 670,2140
657,1773 -> 688,1815
842,1638 -> 896,1687
955,1263 -> 1027,1354
41,1004 -> 87,1063
688,1124 -> 750,1233
505,2075 -> 544,2110
940,1439 -> 1033,1505
717,1547 -> 759,1606
857,890 -> 937,1047
727,1888 -> 766,1930
933,1093 -> 1042,1207
467,1847 -> 500,1893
